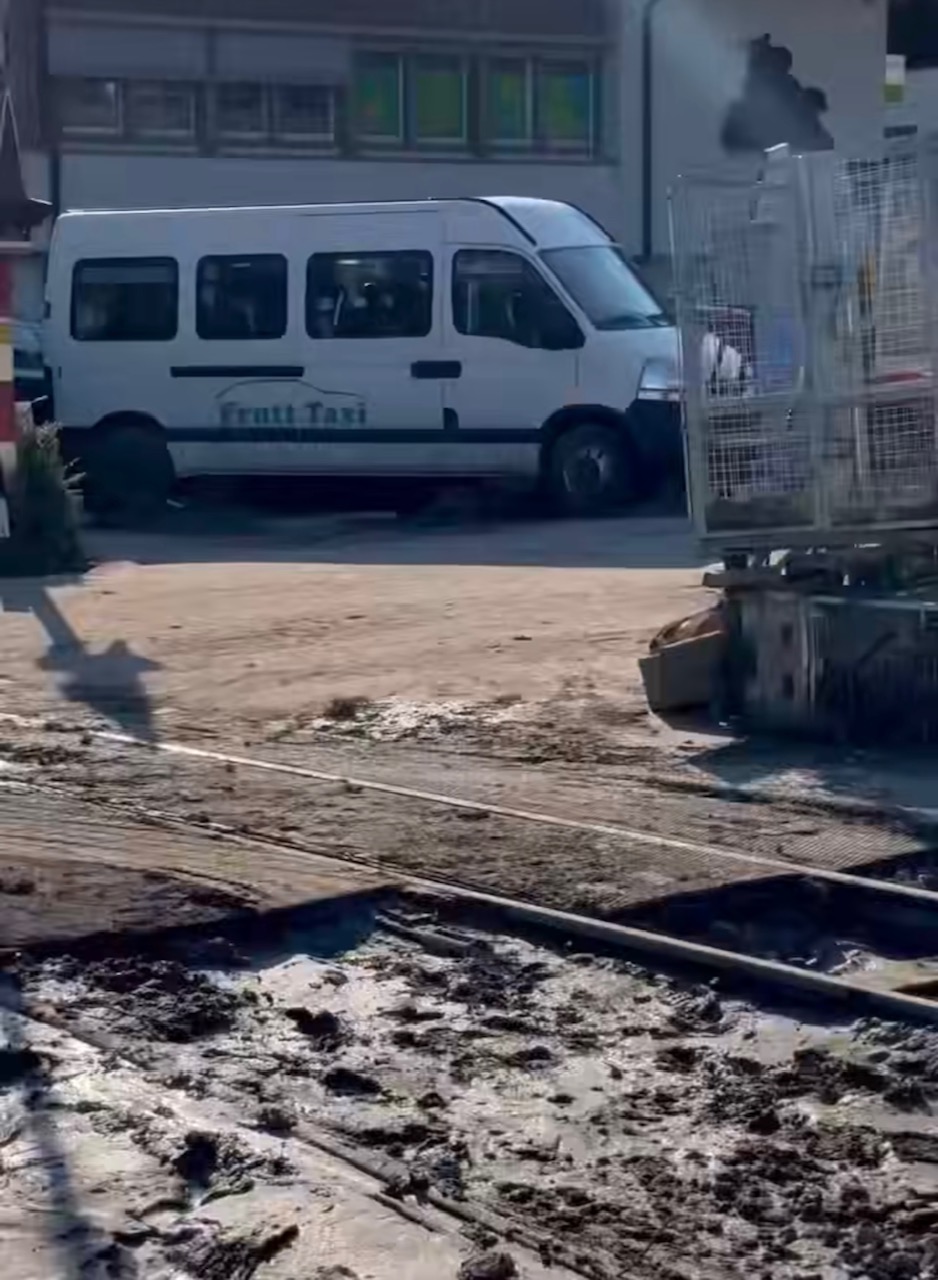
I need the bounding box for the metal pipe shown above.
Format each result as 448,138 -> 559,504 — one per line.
641,0 -> 666,262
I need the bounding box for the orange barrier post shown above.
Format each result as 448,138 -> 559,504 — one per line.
0,90 -> 52,540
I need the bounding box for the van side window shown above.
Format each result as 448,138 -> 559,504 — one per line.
452,249 -> 582,350
197,255 -> 288,340
71,257 -> 178,342
306,251 -> 433,339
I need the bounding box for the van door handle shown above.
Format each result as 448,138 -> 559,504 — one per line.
411,360 -> 462,380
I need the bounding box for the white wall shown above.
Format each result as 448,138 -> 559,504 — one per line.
60,152 -> 626,239
13,150 -> 51,323
649,0 -> 887,253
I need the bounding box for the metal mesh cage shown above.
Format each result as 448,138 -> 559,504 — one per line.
670,144 -> 938,550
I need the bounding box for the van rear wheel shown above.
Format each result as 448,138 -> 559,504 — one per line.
546,422 -> 632,517
84,422 -> 174,527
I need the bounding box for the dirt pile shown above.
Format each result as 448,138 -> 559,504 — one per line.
459,1251 -> 518,1280
58,954 -> 244,1042
856,1018 -> 938,1082
702,1044 -> 929,1134
168,1216 -> 300,1280
284,1005 -> 345,1046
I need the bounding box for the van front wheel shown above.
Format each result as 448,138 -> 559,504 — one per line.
546,423 -> 632,517
84,422 -> 174,527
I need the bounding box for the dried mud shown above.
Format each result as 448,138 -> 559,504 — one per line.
7,897 -> 938,1280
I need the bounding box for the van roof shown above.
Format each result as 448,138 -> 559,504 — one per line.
54,196 -> 613,251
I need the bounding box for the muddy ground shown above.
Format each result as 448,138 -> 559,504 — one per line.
0,514 -> 705,756
0,720 -> 930,938
4,508 -> 938,1279
5,893 -> 938,1280
1,509 -> 935,815
0,853 -> 255,951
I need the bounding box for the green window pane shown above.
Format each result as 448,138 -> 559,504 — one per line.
487,61 -> 530,142
538,63 -> 592,146
355,55 -> 402,139
414,58 -> 465,141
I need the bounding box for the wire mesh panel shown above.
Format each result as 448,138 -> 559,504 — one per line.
704,404 -> 814,532
810,597 -> 938,743
809,149 -> 931,394
671,144 -> 938,550
828,395 -> 938,526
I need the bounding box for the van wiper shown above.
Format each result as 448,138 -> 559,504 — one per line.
595,311 -> 671,331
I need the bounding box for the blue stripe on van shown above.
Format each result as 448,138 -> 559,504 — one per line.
163,426 -> 542,445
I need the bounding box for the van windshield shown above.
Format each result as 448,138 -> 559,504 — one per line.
540,246 -> 670,331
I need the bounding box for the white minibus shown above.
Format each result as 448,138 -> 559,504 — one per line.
45,196 -> 683,521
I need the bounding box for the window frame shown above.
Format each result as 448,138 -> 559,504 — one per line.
305,250 -> 435,341
195,254 -> 289,342
410,54 -> 469,148
272,84 -> 336,144
212,81 -> 270,142
58,77 -> 123,138
125,79 -> 197,142
70,256 -> 180,343
354,52 -> 406,145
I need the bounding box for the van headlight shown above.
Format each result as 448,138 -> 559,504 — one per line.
637,356 -> 682,402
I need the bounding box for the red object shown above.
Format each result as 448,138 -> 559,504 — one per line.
0,256 -> 14,447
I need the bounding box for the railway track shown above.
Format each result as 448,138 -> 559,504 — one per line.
4,715 -> 938,1027
6,718 -> 938,1279
10,716 -> 934,908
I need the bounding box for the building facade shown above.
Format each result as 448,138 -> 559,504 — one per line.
4,0 -> 888,323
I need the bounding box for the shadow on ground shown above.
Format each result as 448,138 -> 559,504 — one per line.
83,501 -> 702,574
0,579 -> 160,740
0,983 -> 94,1280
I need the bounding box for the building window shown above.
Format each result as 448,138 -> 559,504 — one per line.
483,57 -> 597,154
71,258 -> 178,342
273,85 -> 335,142
536,60 -> 594,152
214,82 -> 268,139
354,53 -> 404,142
307,251 -> 433,339
485,59 -> 533,147
196,256 -> 288,340
411,55 -> 467,145
126,81 -> 196,140
58,78 -> 121,136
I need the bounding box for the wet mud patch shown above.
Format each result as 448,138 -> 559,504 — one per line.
46,953 -> 245,1042
13,894 -> 938,1279
621,873 -> 938,985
